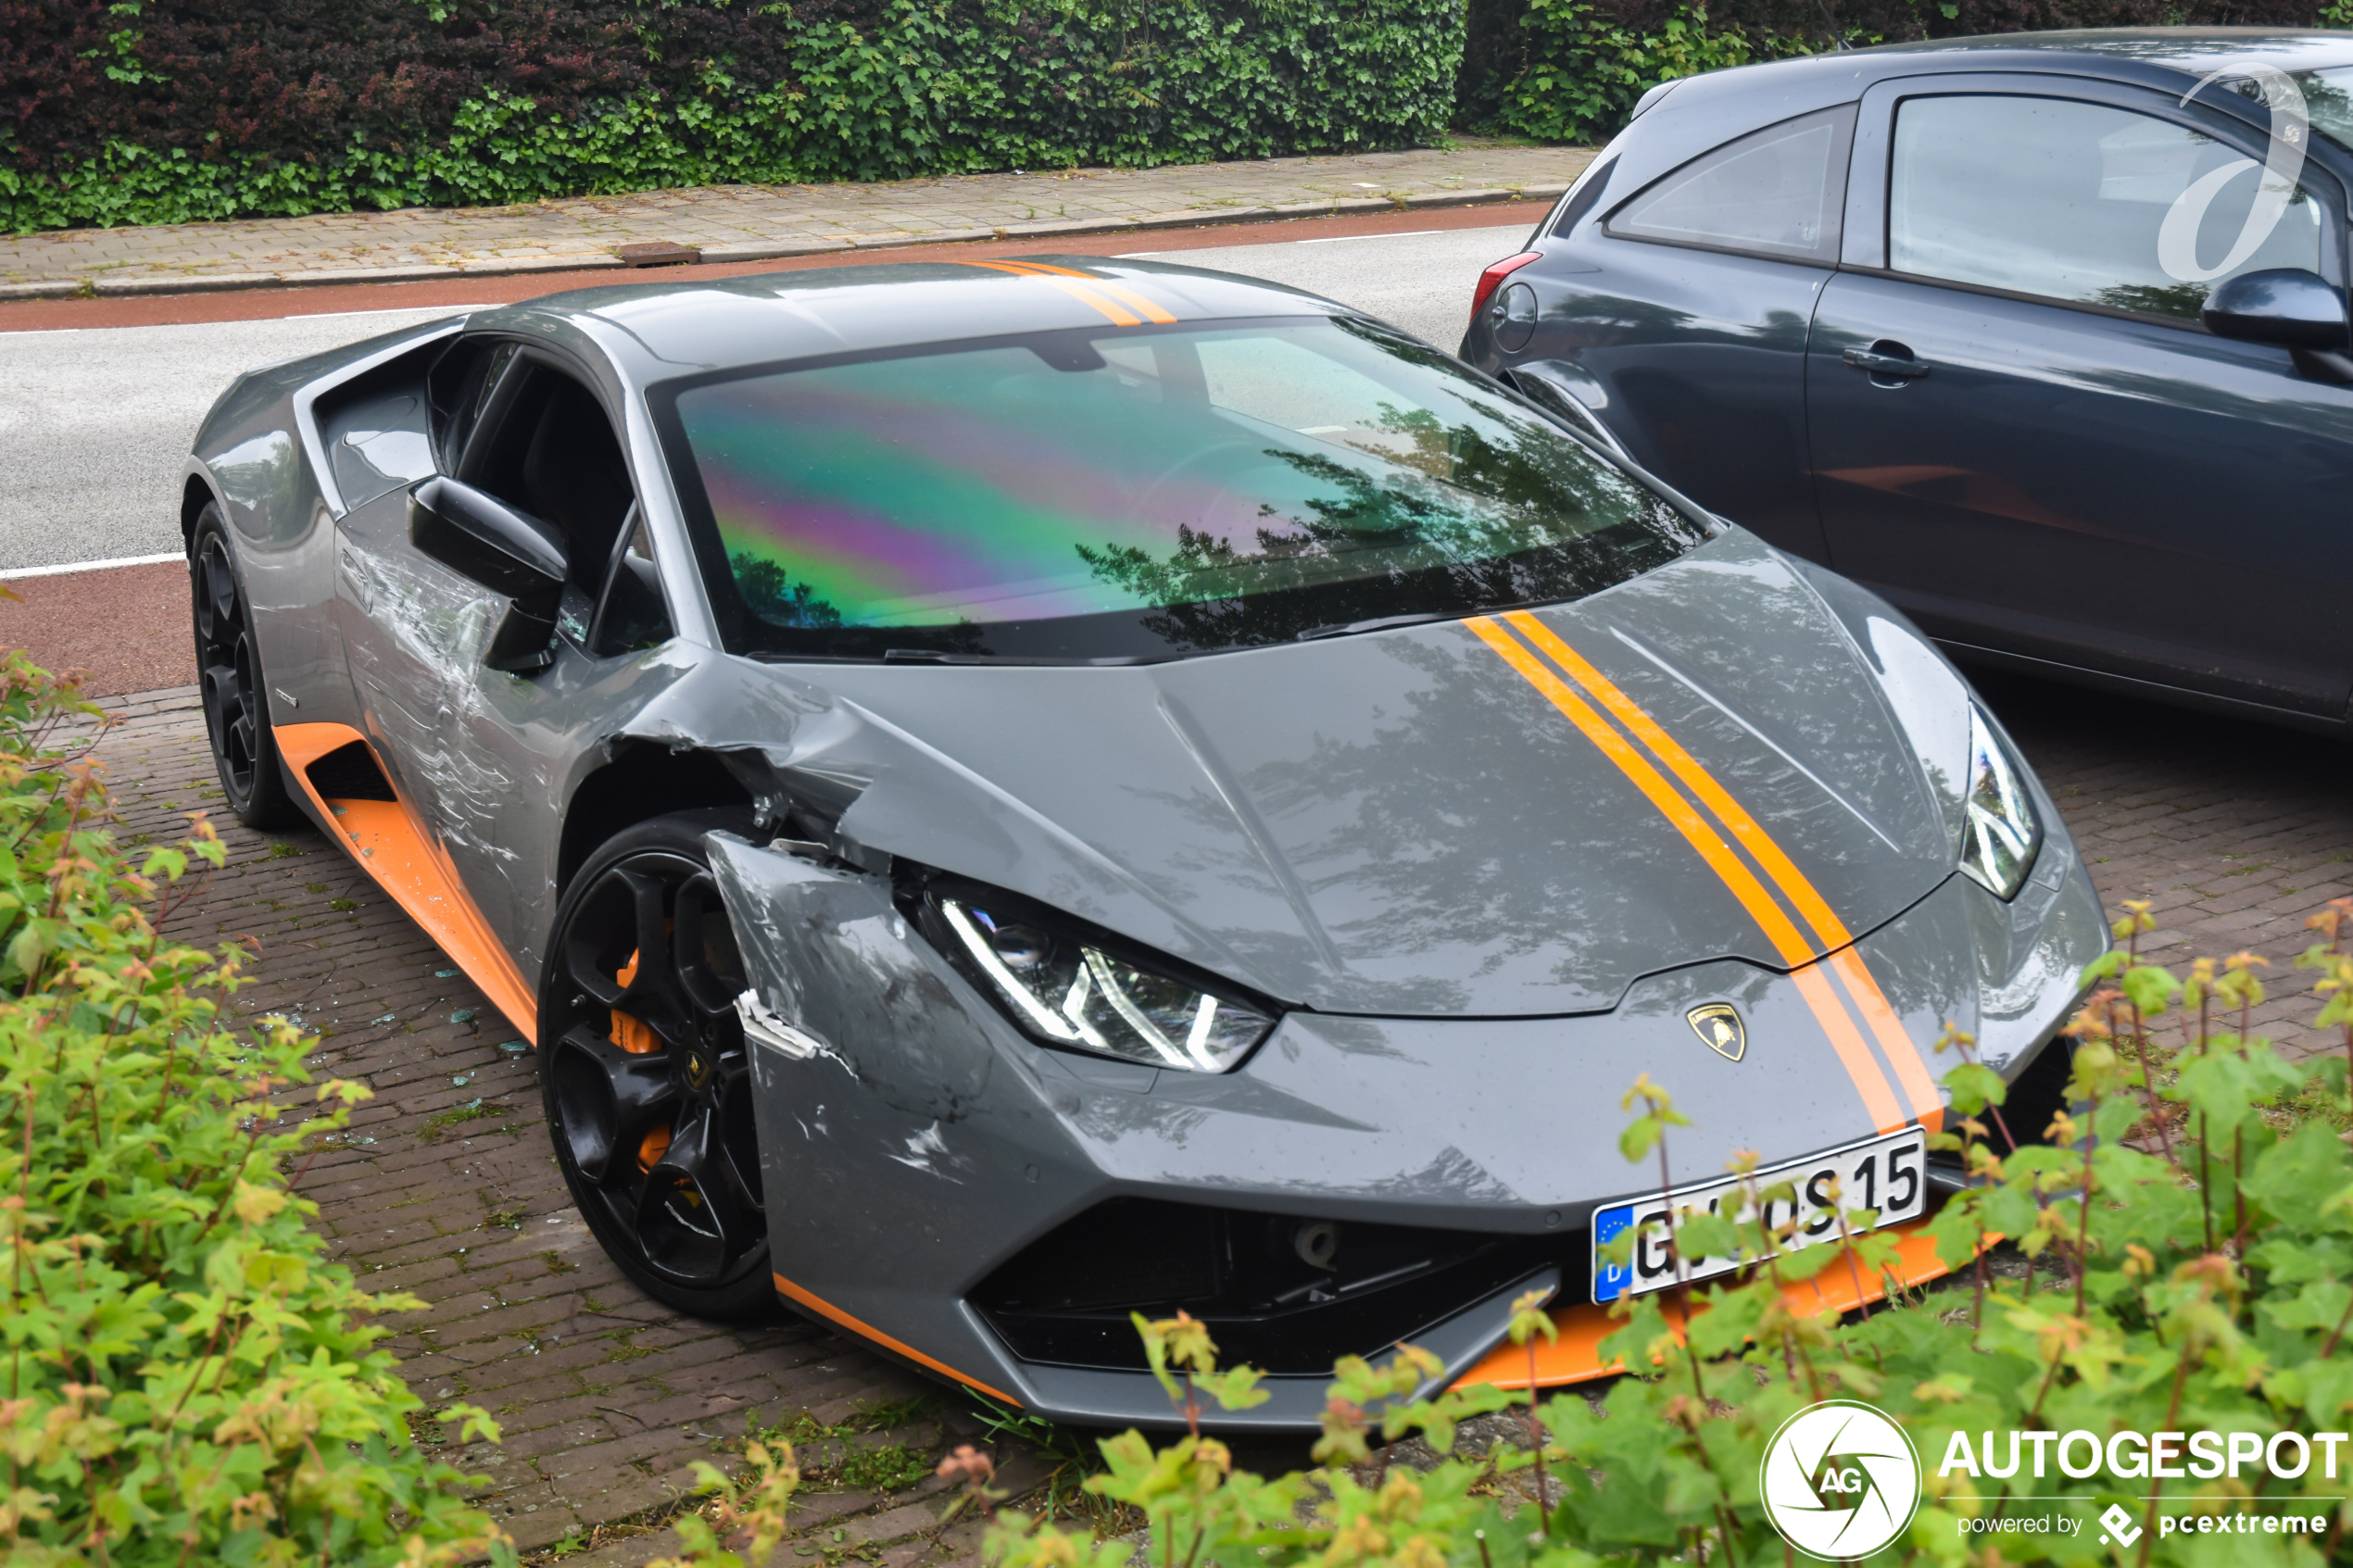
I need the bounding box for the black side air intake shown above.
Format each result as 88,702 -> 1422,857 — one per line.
306,741 -> 398,802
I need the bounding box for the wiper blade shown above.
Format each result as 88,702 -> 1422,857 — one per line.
1294,611 -> 1459,642
879,648 -> 1156,666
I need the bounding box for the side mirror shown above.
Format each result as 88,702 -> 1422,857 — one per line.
2202,268 -> 2349,348
409,476 -> 568,672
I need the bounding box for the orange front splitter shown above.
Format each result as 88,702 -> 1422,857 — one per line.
1456,1217 -> 1957,1391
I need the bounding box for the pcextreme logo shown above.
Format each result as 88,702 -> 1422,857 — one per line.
1760,1400 -> 1923,1561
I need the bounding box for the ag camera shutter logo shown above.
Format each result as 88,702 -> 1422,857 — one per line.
1760,1400 -> 1922,1560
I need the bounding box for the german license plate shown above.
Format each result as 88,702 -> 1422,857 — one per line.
1591,1128 -> 1928,1303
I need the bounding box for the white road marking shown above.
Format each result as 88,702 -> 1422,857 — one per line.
0,551 -> 182,579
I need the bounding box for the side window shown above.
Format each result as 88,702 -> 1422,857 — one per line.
439,349 -> 673,657
1889,94 -> 2326,320
1606,107 -> 1852,261
427,340 -> 519,473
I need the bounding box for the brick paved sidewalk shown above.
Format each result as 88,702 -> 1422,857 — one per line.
0,140 -> 1590,299
73,669 -> 2353,1555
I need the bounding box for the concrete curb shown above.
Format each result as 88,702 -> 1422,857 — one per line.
3,180 -> 1573,302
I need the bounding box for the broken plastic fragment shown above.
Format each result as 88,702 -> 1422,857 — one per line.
734,989 -> 826,1060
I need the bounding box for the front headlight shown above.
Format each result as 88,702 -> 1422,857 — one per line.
926,891 -> 1277,1073
1958,704 -> 2040,899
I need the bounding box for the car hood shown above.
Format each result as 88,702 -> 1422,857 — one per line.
639,530 -> 1976,1017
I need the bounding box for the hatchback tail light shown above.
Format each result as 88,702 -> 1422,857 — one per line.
1468,252 -> 1542,330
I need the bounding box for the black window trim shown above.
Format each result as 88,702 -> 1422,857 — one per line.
1600,104 -> 1860,268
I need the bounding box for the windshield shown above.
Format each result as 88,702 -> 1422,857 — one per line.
657,316 -> 1705,662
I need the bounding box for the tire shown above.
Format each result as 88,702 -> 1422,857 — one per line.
539,809 -> 775,1319
190,507 -> 297,830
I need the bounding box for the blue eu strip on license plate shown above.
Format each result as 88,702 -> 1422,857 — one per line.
1592,1204 -> 1638,1302
1590,1127 -> 1927,1304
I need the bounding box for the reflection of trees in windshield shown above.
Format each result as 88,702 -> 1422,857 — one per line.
1073,397 -> 1699,650
733,552 -> 843,629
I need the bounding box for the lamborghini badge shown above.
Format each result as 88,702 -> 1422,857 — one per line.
1687,1003 -> 1745,1061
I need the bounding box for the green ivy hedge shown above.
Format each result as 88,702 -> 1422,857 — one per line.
0,0 -> 1466,233
1458,0 -> 2324,146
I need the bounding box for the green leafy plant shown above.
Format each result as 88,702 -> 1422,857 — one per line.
979,897 -> 2353,1567
1497,0 -> 1768,144
0,652 -> 513,1564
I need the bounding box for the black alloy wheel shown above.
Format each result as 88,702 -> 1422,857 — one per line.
190,507 -> 296,829
540,809 -> 774,1317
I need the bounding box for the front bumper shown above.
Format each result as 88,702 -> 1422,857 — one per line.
709,825 -> 2103,1431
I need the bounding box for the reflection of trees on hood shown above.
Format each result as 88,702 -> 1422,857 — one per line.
1074,399 -> 1695,651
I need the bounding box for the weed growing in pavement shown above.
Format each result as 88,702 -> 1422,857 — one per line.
269,840 -> 305,857
421,1096 -> 516,1138
833,1443 -> 934,1494
964,1395 -> 1135,1534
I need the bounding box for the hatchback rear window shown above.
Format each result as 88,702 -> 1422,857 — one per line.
655,316 -> 1705,662
1606,107 -> 1853,262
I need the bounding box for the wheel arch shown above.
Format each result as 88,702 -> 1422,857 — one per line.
181,472 -> 221,556
558,740 -> 757,897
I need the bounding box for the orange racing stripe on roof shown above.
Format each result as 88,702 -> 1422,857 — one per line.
960,260 -> 1143,326
1465,617 -> 1910,1135
986,260 -> 1179,323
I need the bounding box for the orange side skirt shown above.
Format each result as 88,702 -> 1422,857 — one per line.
1457,1217 -> 1957,1391
273,722 -> 538,1040
773,1273 -> 1021,1406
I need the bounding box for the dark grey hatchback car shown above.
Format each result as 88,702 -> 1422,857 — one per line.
1464,31 -> 2353,730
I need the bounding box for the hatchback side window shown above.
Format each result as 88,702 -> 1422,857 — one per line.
1606,107 -> 1853,261
1889,94 -> 2325,320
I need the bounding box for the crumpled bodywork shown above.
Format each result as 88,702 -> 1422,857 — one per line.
182,256 -> 2110,1428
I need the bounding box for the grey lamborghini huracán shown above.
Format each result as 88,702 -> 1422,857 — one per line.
182,256 -> 2103,1428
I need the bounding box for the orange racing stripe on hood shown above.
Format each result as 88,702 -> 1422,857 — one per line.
1500,612 -> 1943,1134
1464,616 -> 1910,1135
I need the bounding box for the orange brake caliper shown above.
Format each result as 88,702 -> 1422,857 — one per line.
609,948 -> 672,1171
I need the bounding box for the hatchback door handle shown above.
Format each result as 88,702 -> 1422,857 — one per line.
1842,346 -> 1931,379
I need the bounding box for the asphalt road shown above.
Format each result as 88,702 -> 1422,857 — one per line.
0,224 -> 1525,573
